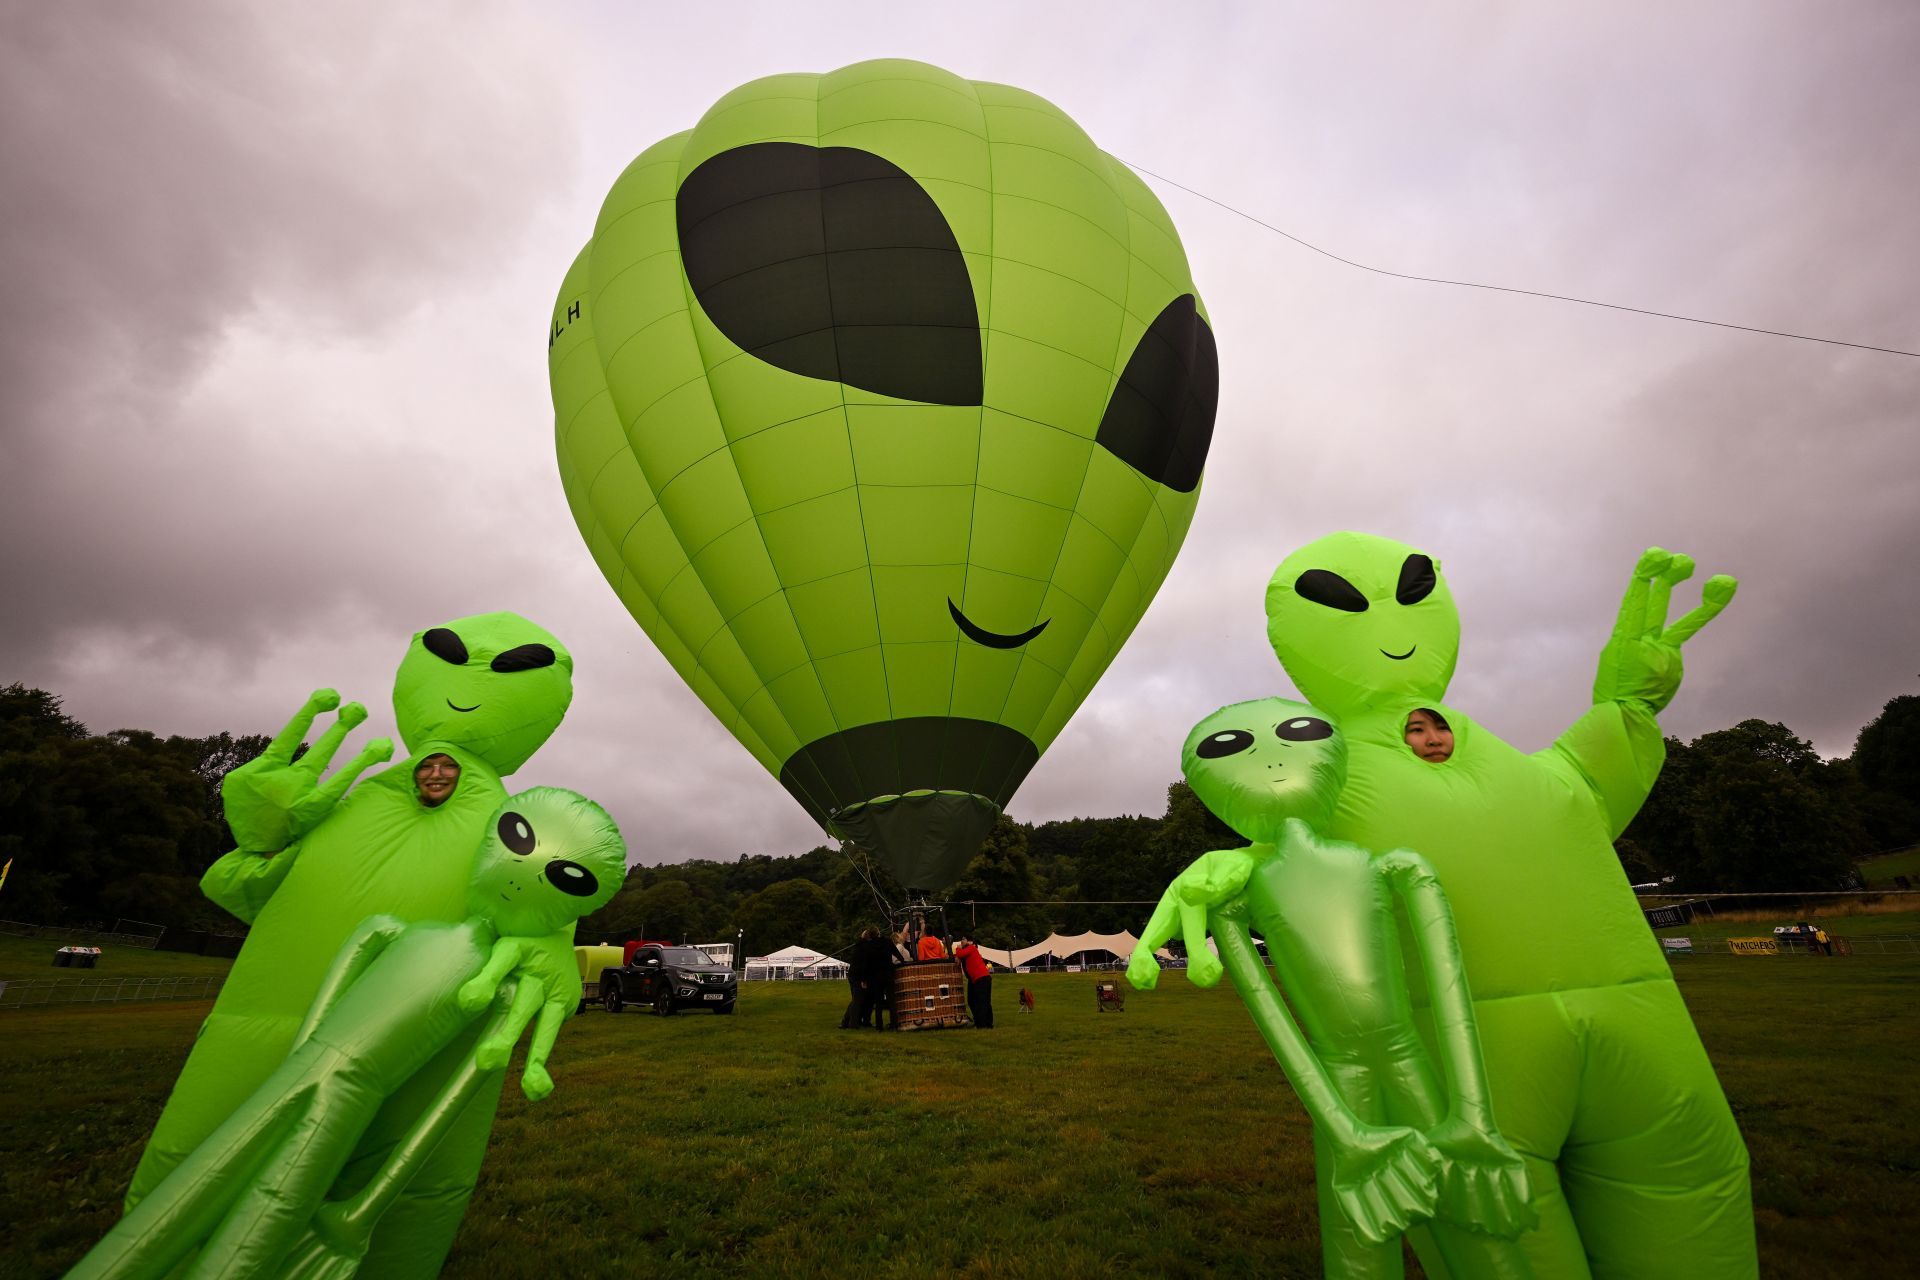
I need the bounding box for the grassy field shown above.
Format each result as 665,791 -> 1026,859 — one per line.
0,933 -> 238,984
1858,846 -> 1920,888
3,932 -> 1916,1280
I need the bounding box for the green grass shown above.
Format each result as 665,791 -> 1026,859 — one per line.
1858,847 -> 1920,888
3,960 -> 1916,1279
0,932 -> 238,983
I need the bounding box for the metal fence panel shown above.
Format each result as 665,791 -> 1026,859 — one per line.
0,975 -> 224,1010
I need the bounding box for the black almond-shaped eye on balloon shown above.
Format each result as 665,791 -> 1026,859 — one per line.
498,812 -> 536,856
1276,717 -> 1334,742
491,643 -> 556,673
677,142 -> 981,406
1195,728 -> 1255,758
1095,295 -> 1219,493
1396,554 -> 1437,605
544,859 -> 600,898
423,628 -> 469,665
1294,570 -> 1370,613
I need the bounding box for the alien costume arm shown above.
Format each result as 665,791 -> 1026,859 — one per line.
1127,848 -> 1258,990
1211,905 -> 1441,1245
201,692 -> 394,923
1377,851 -> 1534,1237
1539,549 -> 1736,837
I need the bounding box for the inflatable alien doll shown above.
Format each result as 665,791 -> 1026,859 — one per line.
1261,535 -> 1753,1279
1130,698 -> 1534,1279
72,787 -> 625,1280
125,612 -> 576,1277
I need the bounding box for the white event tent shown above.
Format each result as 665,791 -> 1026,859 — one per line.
975,931 -> 1172,972
743,944 -> 849,981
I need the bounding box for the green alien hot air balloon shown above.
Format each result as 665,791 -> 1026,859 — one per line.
549,59 -> 1217,894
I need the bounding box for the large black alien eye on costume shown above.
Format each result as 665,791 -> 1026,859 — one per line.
544,860 -> 599,897
423,628 -> 468,665
1195,728 -> 1255,759
498,811 -> 536,856
678,143 -> 981,405
1276,716 -> 1334,742
1396,554 -> 1437,606
1294,570 -> 1370,613
491,643 -> 557,673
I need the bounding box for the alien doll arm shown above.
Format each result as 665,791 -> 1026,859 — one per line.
1127,848 -> 1259,991
1377,850 -> 1533,1238
1212,903 -> 1440,1246
202,690 -> 394,923
1540,548 -> 1737,837
290,915 -> 408,1053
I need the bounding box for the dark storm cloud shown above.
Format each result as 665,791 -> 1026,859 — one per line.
0,2 -> 577,677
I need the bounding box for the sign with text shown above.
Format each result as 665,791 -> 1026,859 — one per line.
1661,937 -> 1695,954
1727,936 -> 1780,956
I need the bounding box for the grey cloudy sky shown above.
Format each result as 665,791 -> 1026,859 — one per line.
4,2 -> 1915,866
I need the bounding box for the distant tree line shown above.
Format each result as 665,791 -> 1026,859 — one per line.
2,683 -> 1914,956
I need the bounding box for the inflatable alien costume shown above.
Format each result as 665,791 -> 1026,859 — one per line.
1130,698 -> 1535,1279
1262,534 -> 1753,1278
125,612 -> 574,1277
74,788 -> 623,1280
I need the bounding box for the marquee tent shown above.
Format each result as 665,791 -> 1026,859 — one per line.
743,945 -> 849,981
976,931 -> 1171,972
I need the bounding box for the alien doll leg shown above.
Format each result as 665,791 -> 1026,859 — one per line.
125,1012 -> 303,1212
1313,1060 -> 1407,1280
1555,982 -> 1755,1280
335,1019 -> 509,1279
71,1045 -> 350,1280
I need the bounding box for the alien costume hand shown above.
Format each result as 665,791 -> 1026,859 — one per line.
222,689 -> 394,852
1424,1115 -> 1536,1238
1591,548 -> 1737,714
1325,1123 -> 1443,1246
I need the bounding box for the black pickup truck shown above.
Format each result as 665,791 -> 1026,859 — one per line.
601,943 -> 737,1015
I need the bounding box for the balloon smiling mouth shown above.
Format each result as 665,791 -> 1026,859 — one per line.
1380,646 -> 1418,661
948,599 -> 1049,650
447,700 -> 481,713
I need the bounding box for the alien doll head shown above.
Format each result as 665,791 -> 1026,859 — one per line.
1264,532 -> 1460,717
467,788 -> 625,938
392,612 -> 575,776
1182,698 -> 1348,846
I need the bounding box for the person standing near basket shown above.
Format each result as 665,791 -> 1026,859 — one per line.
952,936 -> 994,1030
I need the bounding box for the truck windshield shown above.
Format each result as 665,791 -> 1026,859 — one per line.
662,948 -> 714,966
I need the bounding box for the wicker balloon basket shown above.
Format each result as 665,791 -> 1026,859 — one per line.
890,959 -> 971,1030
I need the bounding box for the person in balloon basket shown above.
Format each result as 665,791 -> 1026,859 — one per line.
952,936 -> 994,1029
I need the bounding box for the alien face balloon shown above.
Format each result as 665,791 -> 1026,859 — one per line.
1184,698 -> 1346,845
1264,532 -> 1459,717
550,59 -> 1217,890
392,612 -> 575,776
468,787 -> 625,937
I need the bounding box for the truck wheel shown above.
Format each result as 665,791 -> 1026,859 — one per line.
603,985 -> 624,1014
715,1001 -> 735,1015
653,982 -> 676,1016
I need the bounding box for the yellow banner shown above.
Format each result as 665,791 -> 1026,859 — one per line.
1727,936 -> 1779,956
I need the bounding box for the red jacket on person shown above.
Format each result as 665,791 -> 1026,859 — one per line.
954,941 -> 991,983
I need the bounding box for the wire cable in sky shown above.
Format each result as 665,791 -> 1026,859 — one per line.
1121,159 -> 1920,360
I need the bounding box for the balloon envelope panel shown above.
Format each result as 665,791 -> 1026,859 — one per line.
551,59 -> 1216,888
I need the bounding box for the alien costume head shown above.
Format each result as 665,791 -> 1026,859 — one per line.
392,612 -> 574,776
1265,533 -> 1459,716
1183,698 -> 1347,845
468,787 -> 624,937
550,60 -> 1217,892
